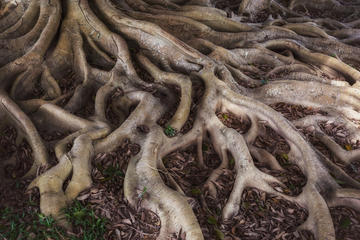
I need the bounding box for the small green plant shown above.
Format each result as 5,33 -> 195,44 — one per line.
15,180 -> 24,189
164,125 -> 177,137
340,216 -> 351,228
288,183 -> 296,191
214,228 -> 225,240
38,213 -> 56,227
65,201 -> 107,240
281,153 -> 289,161
222,113 -> 228,120
191,188 -> 202,196
138,186 -> 147,199
334,178 -> 345,185
0,207 -> 67,240
28,198 -> 38,207
281,153 -> 292,166
98,163 -> 125,182
207,216 -> 225,239
207,216 -> 218,225
202,144 -> 209,151
229,158 -> 235,166
258,204 -> 266,212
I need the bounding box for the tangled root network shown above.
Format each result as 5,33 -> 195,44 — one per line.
1,0 -> 360,239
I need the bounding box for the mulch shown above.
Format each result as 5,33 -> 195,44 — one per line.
0,126 -> 33,180
160,139 -> 313,239
156,78 -> 205,135
269,102 -> 360,183
216,112 -> 251,133
0,126 -> 17,160
268,102 -> 360,239
222,188 -> 313,240
1,99 -> 360,239
330,206 -> 360,240
160,144 -> 224,239
269,102 -> 327,121
253,126 -> 307,196
215,102 -> 360,239
300,123 -> 360,183
217,110 -> 306,196
0,136 -> 160,240
214,0 -> 242,17
77,139 -> 160,240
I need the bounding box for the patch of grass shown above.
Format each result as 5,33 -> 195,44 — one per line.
206,215 -> 225,240
0,201 -> 107,240
207,216 -> 218,225
97,163 -> 125,182
0,207 -> 67,240
65,201 -> 107,240
339,216 -> 351,228
214,228 -> 225,240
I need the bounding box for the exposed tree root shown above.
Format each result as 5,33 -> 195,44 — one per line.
1,0 -> 360,239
